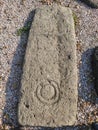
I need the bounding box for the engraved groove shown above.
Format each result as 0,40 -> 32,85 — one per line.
36,80 -> 60,105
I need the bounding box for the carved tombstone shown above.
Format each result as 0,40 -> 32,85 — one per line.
18,5 -> 78,127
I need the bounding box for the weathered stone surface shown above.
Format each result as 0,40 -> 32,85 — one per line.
18,5 -> 77,127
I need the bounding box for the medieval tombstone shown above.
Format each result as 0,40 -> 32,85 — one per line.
18,5 -> 78,127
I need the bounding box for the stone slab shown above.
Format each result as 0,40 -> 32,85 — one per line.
18,5 -> 77,127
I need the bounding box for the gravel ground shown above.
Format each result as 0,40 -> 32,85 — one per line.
0,0 -> 98,129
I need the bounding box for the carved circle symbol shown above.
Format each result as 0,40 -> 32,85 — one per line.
36,80 -> 59,105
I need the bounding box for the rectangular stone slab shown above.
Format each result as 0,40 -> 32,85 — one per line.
18,5 -> 77,127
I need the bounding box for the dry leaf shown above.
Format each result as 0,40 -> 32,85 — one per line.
76,43 -> 82,52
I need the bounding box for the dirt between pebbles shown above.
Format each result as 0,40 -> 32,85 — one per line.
0,0 -> 98,129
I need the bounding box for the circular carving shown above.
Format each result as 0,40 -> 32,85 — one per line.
36,80 -> 59,105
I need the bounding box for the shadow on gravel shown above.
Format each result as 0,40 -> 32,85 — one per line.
2,10 -> 36,128
13,125 -> 91,130
2,9 -> 95,130
76,0 -> 98,8
79,48 -> 97,103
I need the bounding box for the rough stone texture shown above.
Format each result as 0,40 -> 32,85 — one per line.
18,5 -> 77,127
93,46 -> 98,96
